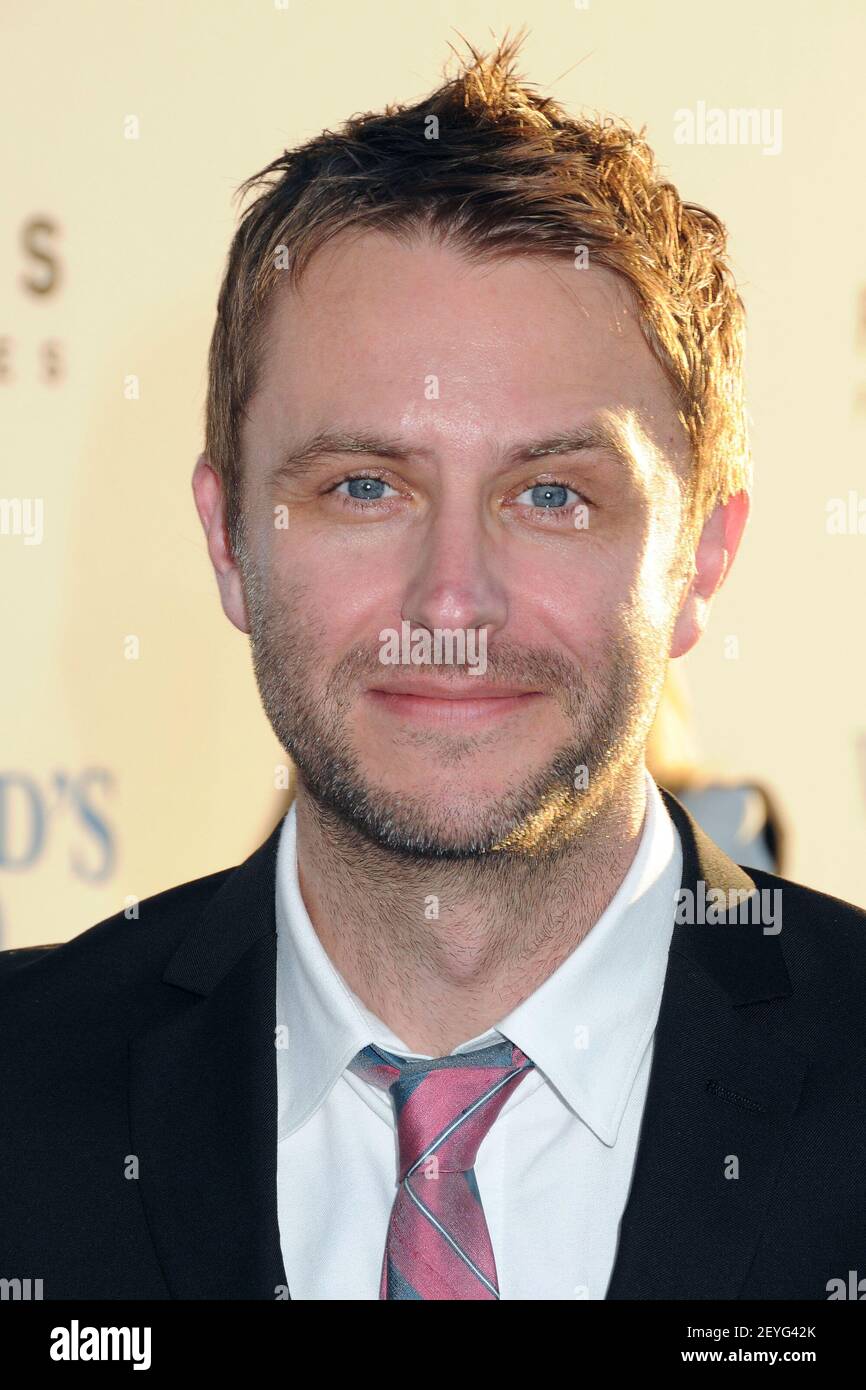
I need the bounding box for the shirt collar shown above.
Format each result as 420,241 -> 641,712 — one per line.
275,770 -> 682,1146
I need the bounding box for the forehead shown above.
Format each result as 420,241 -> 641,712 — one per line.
247,228 -> 691,485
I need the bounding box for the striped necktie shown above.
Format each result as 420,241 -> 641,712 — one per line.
347,1037 -> 535,1299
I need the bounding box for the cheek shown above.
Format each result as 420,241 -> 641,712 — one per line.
269,530 -> 397,640
632,516 -> 682,633
513,544 -> 642,655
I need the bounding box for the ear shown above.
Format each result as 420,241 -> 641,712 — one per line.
669,489 -> 750,659
191,452 -> 251,635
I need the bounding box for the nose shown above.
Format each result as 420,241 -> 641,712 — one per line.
400,493 -> 508,640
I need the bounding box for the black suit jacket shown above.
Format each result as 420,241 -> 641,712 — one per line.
1,789 -> 864,1300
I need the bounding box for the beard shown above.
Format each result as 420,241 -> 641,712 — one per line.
239,551 -> 668,863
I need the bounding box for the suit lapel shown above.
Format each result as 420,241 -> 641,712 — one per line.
606,789 -> 809,1299
129,822 -> 290,1299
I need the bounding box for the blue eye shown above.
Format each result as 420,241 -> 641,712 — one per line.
515,482 -> 579,510
336,476 -> 398,501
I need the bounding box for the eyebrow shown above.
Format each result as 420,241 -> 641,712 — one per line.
268,420 -> 640,486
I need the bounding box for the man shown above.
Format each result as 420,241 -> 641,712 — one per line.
2,36 -> 864,1301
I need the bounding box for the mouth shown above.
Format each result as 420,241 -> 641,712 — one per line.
366,681 -> 544,726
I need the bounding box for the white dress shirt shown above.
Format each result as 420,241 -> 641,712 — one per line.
275,770 -> 683,1300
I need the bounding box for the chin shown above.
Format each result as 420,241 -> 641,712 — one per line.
375,775 -> 512,805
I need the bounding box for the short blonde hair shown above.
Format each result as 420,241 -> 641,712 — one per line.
205,31 -> 750,554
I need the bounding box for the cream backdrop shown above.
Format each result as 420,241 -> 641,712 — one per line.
2,0 -> 865,946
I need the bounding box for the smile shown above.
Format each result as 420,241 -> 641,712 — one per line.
366,688 -> 544,726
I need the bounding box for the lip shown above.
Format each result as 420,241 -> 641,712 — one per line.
369,678 -> 540,699
366,685 -> 543,726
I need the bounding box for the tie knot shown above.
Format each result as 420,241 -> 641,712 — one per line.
348,1038 -> 534,1181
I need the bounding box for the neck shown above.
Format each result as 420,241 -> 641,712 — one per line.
293,765 -> 649,1055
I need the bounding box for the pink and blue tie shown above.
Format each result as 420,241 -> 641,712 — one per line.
348,1038 -> 535,1299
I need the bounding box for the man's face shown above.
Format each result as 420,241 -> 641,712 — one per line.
233,230 -> 693,858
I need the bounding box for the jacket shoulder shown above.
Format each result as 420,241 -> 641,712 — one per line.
738,863 -> 866,1046
0,860 -> 237,993
745,862 -> 866,937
